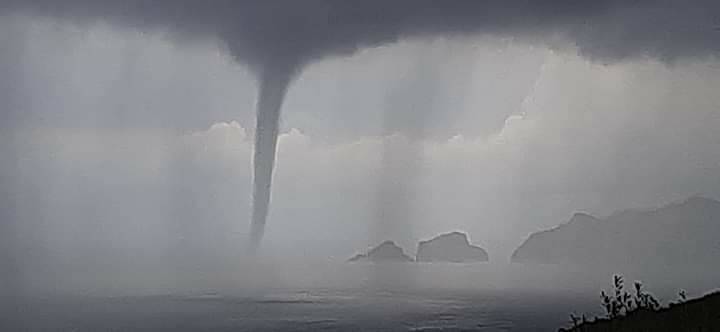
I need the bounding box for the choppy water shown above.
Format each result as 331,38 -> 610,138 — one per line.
3,288 -> 597,331
3,263 -> 715,331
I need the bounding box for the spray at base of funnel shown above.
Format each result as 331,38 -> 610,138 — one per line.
248,64 -> 295,252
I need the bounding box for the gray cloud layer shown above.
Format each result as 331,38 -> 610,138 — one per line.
3,0 -> 719,72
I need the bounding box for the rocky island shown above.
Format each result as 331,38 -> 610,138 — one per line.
348,240 -> 414,262
416,232 -> 489,263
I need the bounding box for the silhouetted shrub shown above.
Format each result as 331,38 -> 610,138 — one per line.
598,274 -> 660,319
560,275 -> 720,331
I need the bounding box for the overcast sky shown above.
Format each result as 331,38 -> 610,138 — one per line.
1,4 -> 720,266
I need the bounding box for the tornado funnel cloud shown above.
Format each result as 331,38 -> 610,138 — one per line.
248,65 -> 294,252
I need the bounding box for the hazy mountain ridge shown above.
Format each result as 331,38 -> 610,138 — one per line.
512,196 -> 720,268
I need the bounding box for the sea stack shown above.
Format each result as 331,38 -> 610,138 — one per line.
416,232 -> 489,263
348,241 -> 414,262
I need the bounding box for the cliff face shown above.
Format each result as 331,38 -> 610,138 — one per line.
348,241 -> 414,262
512,196 -> 720,267
416,232 -> 489,263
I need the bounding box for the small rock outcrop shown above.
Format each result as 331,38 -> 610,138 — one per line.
416,232 -> 489,263
348,240 -> 414,262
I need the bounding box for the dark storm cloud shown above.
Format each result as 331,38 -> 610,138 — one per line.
2,0 -> 719,70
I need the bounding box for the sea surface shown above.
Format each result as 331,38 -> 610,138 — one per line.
2,263 -> 715,331
3,289 -> 598,331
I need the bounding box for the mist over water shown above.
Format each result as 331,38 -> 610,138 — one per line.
4,256 -> 719,331
371,45 -> 441,251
